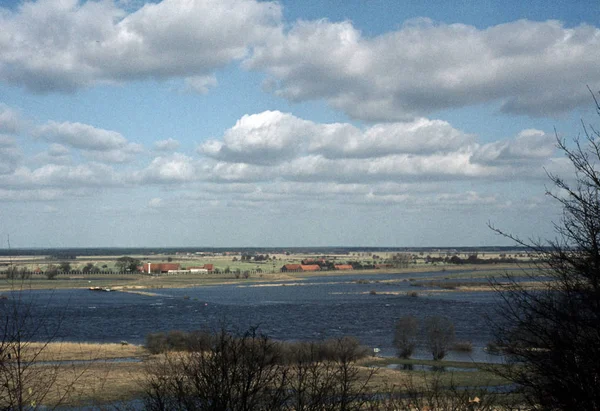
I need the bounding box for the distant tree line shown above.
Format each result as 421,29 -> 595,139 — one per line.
425,254 -> 523,264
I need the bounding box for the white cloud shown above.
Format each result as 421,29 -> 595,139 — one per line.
36,121 -> 128,151
0,135 -> 21,174
195,111 -> 557,185
276,152 -> 491,183
0,0 -> 281,92
247,18 -> 600,121
200,111 -> 475,165
48,143 -> 70,157
472,129 -> 555,165
30,143 -> 72,165
153,138 -> 180,151
0,105 -> 21,133
84,142 -> 144,163
309,118 -> 475,158
135,153 -> 198,183
184,75 -> 218,94
199,111 -> 315,165
1,162 -> 120,188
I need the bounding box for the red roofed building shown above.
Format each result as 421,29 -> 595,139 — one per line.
300,264 -> 321,271
334,264 -> 354,270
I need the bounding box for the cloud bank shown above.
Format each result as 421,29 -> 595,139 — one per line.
0,1 -> 597,121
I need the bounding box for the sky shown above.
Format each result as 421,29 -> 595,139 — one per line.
0,0 -> 599,248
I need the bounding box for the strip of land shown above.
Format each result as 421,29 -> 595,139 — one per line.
0,262 -> 541,292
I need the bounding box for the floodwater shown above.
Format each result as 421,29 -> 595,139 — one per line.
5,271 -> 507,362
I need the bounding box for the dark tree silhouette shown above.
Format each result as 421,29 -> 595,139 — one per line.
143,329 -> 374,411
424,316 -> 455,361
393,315 -> 418,359
490,90 -> 600,410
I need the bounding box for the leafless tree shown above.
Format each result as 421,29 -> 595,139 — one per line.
424,316 -> 455,361
489,89 -> 600,410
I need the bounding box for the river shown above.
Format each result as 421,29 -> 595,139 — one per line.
6,271 -> 505,362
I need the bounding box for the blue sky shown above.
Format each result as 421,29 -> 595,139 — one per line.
0,0 -> 598,248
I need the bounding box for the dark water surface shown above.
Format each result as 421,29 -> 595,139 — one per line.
12,272 -> 504,362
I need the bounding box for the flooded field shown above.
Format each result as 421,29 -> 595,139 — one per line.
8,271 -> 507,362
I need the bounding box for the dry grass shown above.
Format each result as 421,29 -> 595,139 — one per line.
9,342 -> 149,407
39,361 -> 146,407
23,349 -> 511,407
22,341 -> 147,362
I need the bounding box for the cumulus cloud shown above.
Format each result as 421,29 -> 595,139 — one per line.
247,18 -> 600,121
35,121 -> 128,151
200,111 -> 475,165
199,111 -> 315,165
274,152 -> 490,184
153,138 -> 180,151
309,118 -> 475,158
0,0 -> 281,92
0,163 -> 120,188
195,111 -> 557,185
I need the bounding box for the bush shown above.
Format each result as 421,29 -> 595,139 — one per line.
145,330 -> 214,354
145,329 -> 368,364
45,267 -> 59,280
